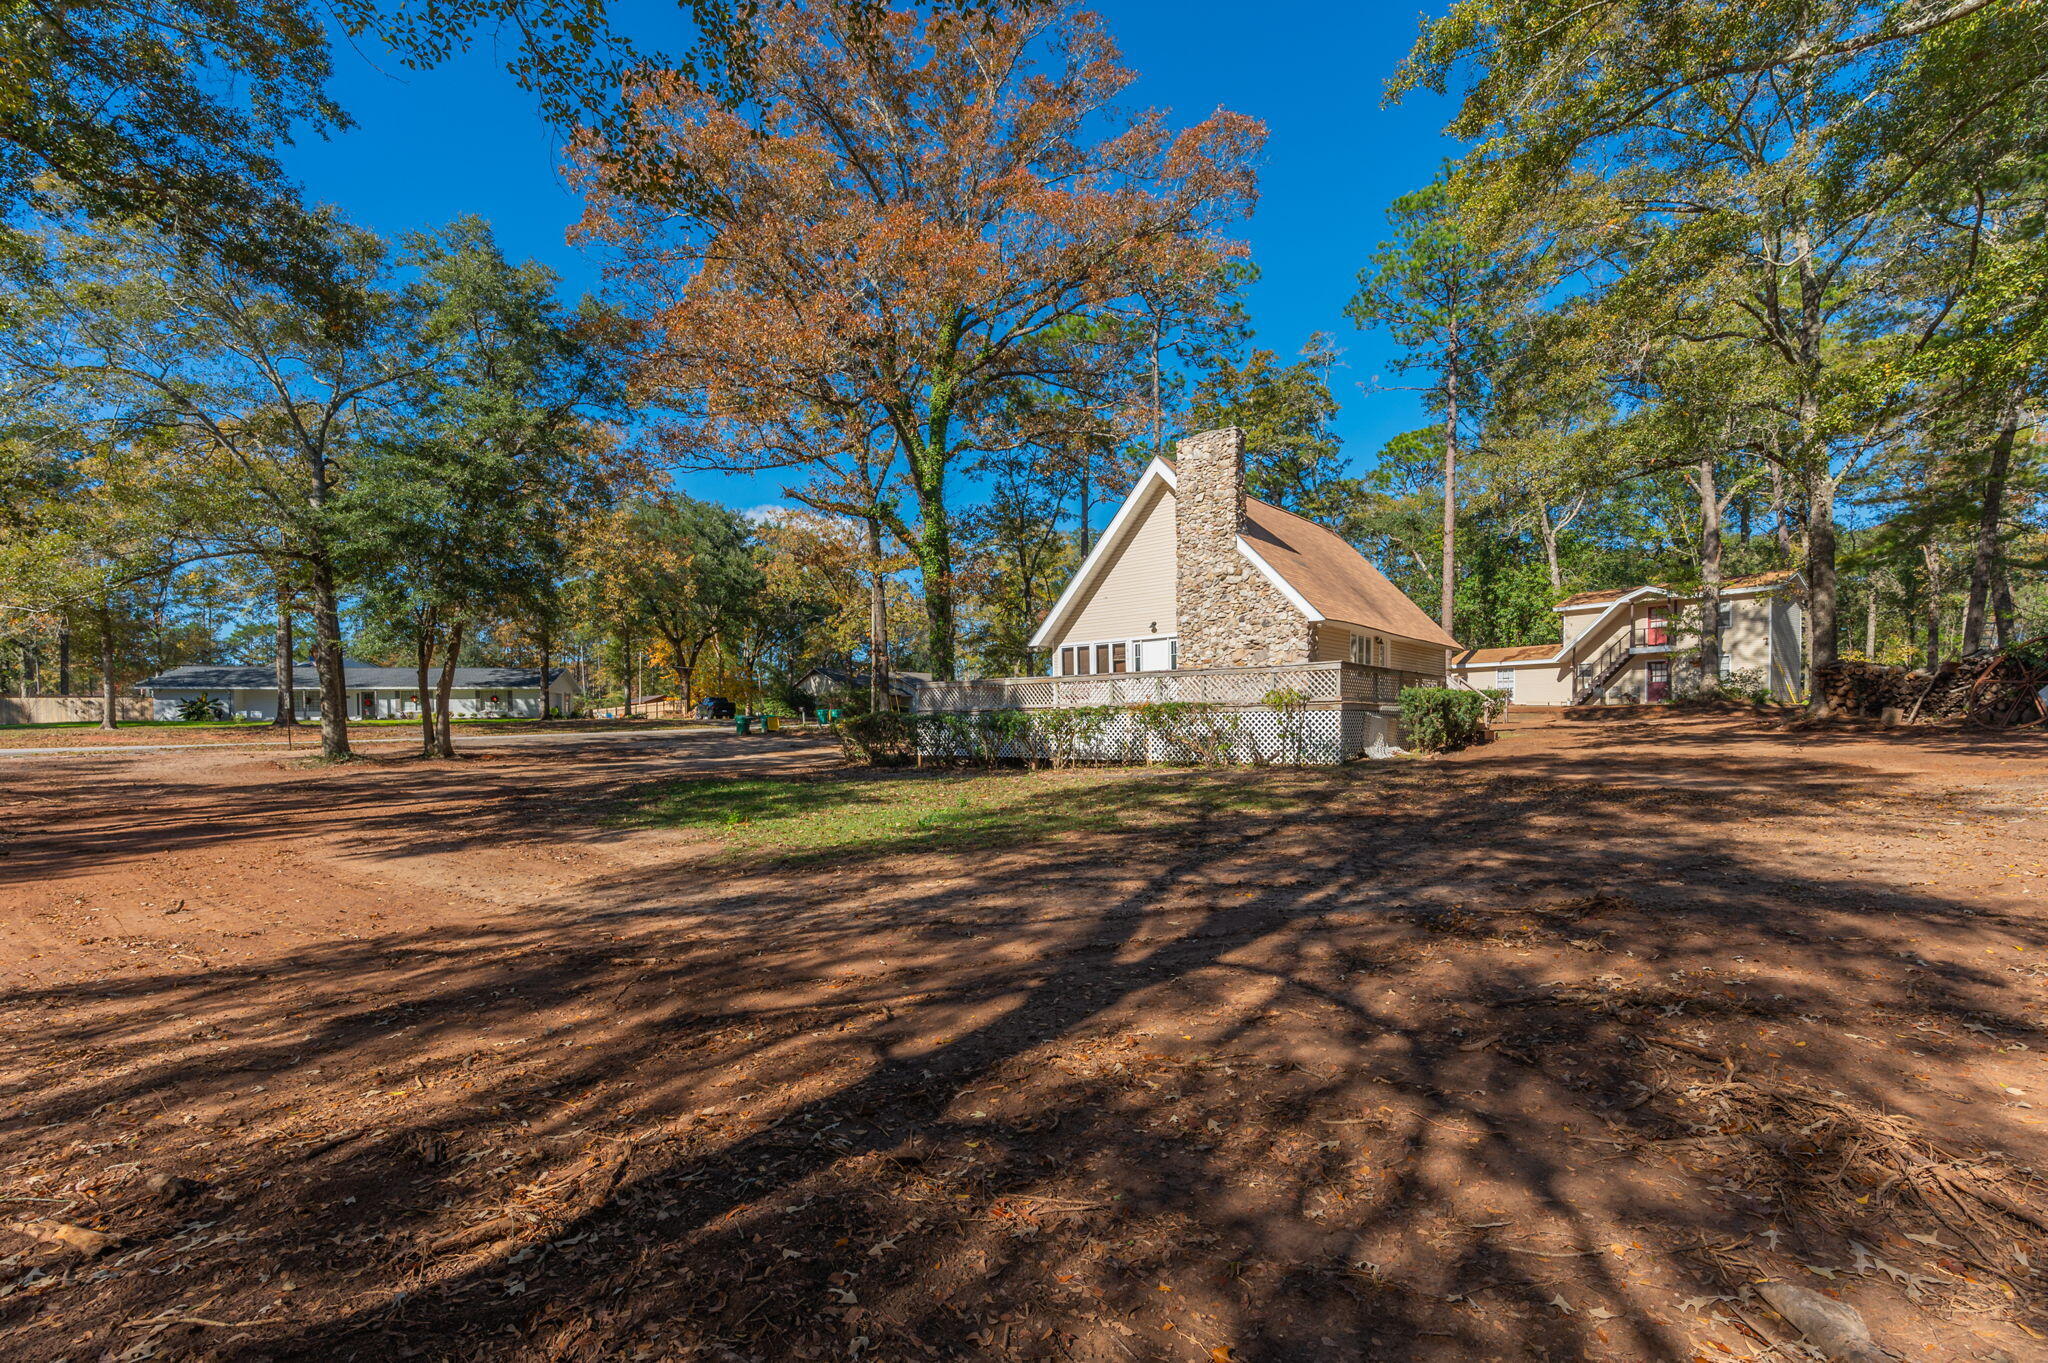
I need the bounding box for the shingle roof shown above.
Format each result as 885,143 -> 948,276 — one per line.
1556,569 -> 1801,610
136,663 -> 565,691
799,666 -> 924,698
1239,498 -> 1462,650
1454,644 -> 1560,667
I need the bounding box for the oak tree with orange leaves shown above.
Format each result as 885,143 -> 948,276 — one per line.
573,0 -> 1261,678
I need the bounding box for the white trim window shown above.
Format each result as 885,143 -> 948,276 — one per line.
1494,668 -> 1516,698
1057,640 -> 1129,675
1348,634 -> 1389,667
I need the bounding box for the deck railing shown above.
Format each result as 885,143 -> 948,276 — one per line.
914,660 -> 1441,713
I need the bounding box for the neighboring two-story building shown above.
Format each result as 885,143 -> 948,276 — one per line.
1448,571 -> 1806,705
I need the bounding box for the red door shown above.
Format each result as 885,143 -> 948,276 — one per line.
1643,608 -> 1670,647
1646,660 -> 1671,702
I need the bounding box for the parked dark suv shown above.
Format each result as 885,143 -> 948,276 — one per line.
694,696 -> 736,720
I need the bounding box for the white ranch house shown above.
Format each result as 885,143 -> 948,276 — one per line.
915,427 -> 1459,761
135,661 -> 579,722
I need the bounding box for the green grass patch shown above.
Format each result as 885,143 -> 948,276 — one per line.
614,767 -> 1306,865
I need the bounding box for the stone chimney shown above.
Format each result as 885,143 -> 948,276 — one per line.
1173,427 -> 1308,669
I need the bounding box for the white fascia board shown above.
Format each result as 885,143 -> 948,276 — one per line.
1451,656 -> 1558,670
1236,537 -> 1322,622
1027,458 -> 1178,649
1551,584 -> 1668,615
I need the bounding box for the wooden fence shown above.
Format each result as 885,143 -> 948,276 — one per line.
0,695 -> 153,724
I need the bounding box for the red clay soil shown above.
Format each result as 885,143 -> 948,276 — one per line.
2,715 -> 2047,1362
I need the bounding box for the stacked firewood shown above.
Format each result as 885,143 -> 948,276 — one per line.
1816,644 -> 2048,726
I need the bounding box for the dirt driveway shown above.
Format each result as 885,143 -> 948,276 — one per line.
2,716 -> 2046,1361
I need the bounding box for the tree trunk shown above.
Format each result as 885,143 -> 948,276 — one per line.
1149,315 -> 1164,455
1440,340 -> 1460,635
273,583 -> 296,727
1962,399 -> 2017,654
1994,568 -> 2017,646
903,431 -> 959,680
57,618 -> 70,695
309,559 -> 352,759
866,515 -> 888,713
1770,462 -> 1794,564
435,620 -> 463,759
97,601 -> 118,730
1864,582 -> 1879,658
1804,471 -> 1840,713
416,626 -> 436,757
1076,460 -> 1093,558
538,624 -> 553,721
1534,495 -> 1564,591
1696,457 -> 1723,684
1920,541 -> 1944,669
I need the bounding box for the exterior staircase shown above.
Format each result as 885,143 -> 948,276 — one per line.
1573,633 -> 1635,705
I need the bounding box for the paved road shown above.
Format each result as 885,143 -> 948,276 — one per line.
0,726 -> 751,758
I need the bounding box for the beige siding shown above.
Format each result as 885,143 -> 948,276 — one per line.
1048,484 -> 1178,652
1388,637 -> 1447,676
1450,659 -> 1574,705
1721,597 -> 1772,674
1310,620 -> 1350,661
1560,607 -> 1603,644
1310,623 -> 1447,677
1769,597 -> 1805,699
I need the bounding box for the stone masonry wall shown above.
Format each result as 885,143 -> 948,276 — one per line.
1172,427 -> 1315,669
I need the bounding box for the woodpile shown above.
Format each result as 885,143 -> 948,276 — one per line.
1815,644 -> 2048,726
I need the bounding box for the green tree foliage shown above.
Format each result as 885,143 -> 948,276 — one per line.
577,497 -> 765,710
1348,176 -> 1530,633
1187,333 -> 1348,523
346,219 -> 626,755
1393,0 -> 2048,699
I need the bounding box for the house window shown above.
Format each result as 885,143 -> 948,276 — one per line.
1094,643 -> 1110,673
1111,642 -> 1127,673
1718,650 -> 1733,679
1071,645 -> 1090,675
1717,602 -> 1733,634
1495,668 -> 1515,696
1349,634 -> 1366,664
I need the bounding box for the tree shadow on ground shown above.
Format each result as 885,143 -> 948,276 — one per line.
2,730 -> 2046,1361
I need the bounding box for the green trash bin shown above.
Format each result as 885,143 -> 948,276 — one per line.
735,714 -> 753,735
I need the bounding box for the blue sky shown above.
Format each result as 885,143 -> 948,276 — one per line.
286,1 -> 1463,509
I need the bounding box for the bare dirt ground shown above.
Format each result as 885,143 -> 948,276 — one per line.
2,714 -> 2046,1362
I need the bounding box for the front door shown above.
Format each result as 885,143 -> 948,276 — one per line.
1643,607 -> 1670,647
360,692 -> 376,719
1646,660 -> 1671,702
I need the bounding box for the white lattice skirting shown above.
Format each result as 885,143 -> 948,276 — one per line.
916,707 -> 1402,766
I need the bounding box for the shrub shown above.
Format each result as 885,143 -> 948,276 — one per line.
1722,667 -> 1772,705
833,710 -> 919,766
1475,687 -> 1511,722
1130,701 -> 1240,764
1399,686 -> 1489,753
1670,667 -> 1772,707
178,694 -> 228,721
